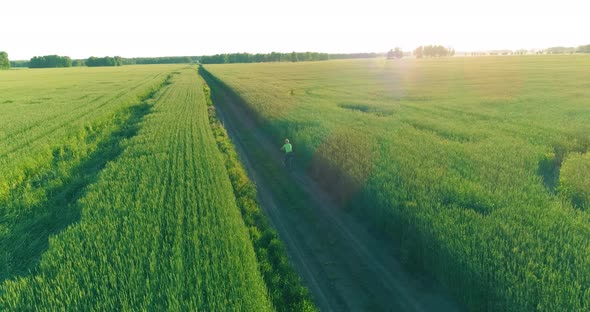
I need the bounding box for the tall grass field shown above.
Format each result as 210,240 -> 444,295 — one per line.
0,66 -> 311,310
204,55 -> 590,311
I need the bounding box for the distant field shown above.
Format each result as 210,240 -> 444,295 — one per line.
0,66 -> 311,310
204,56 -> 590,311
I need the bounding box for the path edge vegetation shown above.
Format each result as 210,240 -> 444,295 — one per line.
200,72 -> 317,312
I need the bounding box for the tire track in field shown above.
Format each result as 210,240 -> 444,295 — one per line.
203,71 -> 462,312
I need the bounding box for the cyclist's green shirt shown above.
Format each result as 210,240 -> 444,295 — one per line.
283,143 -> 292,153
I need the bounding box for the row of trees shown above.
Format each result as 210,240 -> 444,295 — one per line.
0,51 -> 9,69
29,55 -> 72,68
544,44 -> 590,54
124,56 -> 195,65
16,55 -> 196,68
413,45 -> 455,58
199,52 -> 330,64
386,48 -> 403,59
330,52 -> 381,59
9,60 -> 28,67
13,52 -> 378,67
82,56 -> 196,66
545,46 -> 577,54
6,44 -> 589,69
86,56 -> 123,67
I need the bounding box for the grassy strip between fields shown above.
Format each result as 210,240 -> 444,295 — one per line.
202,76 -> 316,312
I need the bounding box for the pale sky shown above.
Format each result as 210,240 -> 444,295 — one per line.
2,0 -> 589,60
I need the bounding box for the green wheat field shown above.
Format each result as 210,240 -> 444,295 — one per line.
204,55 -> 590,311
1,55 -> 590,311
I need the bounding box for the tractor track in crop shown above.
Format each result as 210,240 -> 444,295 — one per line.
202,71 -> 461,312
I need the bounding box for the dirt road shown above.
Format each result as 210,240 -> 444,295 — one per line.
203,73 -> 462,312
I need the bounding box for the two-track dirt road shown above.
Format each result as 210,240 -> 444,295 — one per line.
203,72 -> 462,312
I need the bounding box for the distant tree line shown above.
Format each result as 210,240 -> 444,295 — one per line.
387,48 -> 403,59
29,55 -> 72,68
3,51 -> 389,68
413,45 -> 455,58
8,43 -> 590,69
72,56 -> 196,66
23,55 -> 196,68
0,51 -> 9,70
124,56 -> 196,65
544,44 -> 590,54
488,50 -> 514,56
468,44 -> 590,56
329,52 -> 382,59
544,47 -> 576,54
10,60 -> 29,67
199,52 -> 331,64
86,56 -> 123,67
